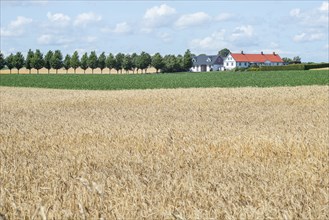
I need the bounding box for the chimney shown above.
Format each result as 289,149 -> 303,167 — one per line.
273,52 -> 276,55
241,51 -> 244,54
261,51 -> 264,55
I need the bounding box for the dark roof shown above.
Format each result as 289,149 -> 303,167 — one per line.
192,55 -> 223,66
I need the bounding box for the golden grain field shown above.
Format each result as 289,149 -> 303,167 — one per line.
0,86 -> 328,219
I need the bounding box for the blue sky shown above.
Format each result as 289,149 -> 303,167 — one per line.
1,0 -> 328,62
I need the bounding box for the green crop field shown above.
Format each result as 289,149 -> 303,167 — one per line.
0,70 -> 328,90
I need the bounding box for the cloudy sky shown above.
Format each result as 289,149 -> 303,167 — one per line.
1,0 -> 328,62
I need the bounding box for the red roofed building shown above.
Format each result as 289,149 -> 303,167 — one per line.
223,51 -> 284,70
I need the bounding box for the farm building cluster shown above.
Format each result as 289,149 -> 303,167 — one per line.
190,51 -> 284,72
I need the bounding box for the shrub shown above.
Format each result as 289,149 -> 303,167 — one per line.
304,63 -> 329,70
260,64 -> 305,71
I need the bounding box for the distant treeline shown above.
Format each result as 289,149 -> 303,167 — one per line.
0,50 -> 194,74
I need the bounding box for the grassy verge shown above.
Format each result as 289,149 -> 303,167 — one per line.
0,70 -> 328,90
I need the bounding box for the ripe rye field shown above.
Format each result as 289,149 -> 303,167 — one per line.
0,85 -> 328,219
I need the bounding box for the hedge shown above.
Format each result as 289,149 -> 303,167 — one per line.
260,64 -> 305,71
304,63 -> 329,70
259,63 -> 329,71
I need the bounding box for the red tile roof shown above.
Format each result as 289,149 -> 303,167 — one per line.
231,53 -> 283,63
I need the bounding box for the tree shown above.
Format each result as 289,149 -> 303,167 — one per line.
106,53 -> 115,74
70,51 -> 80,74
176,54 -> 184,72
80,52 -> 88,74
88,51 -> 98,74
122,54 -> 133,74
5,53 -> 15,74
25,49 -> 34,74
0,52 -> 6,70
218,48 -> 230,57
137,51 -> 151,73
31,49 -> 44,74
131,53 -> 138,74
44,50 -> 53,74
98,52 -> 106,74
51,50 -> 63,74
14,52 -> 25,74
63,54 -> 71,74
293,56 -> 301,63
163,54 -> 180,73
114,53 -> 124,73
183,49 -> 193,71
151,53 -> 164,73
282,57 -> 292,63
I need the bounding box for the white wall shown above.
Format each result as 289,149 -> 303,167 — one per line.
223,54 -> 236,70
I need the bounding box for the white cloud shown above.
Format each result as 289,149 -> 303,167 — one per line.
319,2 -> 329,12
290,3 -> 328,27
47,12 -> 70,27
84,36 -> 97,43
37,34 -> 73,45
158,32 -> 172,43
143,4 -> 176,28
101,22 -> 132,34
175,12 -> 211,29
190,29 -> 227,50
113,22 -> 132,34
232,25 -> 254,39
293,32 -> 325,42
73,12 -> 102,27
215,13 -> 234,21
290,8 -> 301,17
0,16 -> 32,37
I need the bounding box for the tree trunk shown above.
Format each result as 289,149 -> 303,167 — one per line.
74,69 -> 76,74
18,69 -> 20,74
37,69 -> 39,74
10,69 -> 11,74
66,69 -> 68,74
56,69 -> 58,74
109,69 -> 111,74
84,69 -> 86,74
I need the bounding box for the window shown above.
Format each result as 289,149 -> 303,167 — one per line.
226,62 -> 229,66
231,62 -> 233,66
244,62 -> 247,66
239,63 -> 241,66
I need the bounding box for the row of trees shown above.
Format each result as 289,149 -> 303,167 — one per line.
0,50 -> 193,74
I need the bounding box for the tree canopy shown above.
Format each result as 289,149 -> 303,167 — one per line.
0,52 -> 5,70
63,54 -> 71,74
106,53 -> 115,74
5,53 -> 15,74
218,48 -> 231,57
51,50 -> 63,74
31,49 -> 44,74
88,51 -> 98,74
44,50 -> 53,74
25,49 -> 34,74
14,52 -> 25,74
151,53 -> 164,73
80,52 -> 89,73
70,51 -> 80,74
98,52 -> 106,74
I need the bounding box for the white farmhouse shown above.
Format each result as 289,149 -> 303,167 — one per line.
190,55 -> 224,72
223,51 -> 284,70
